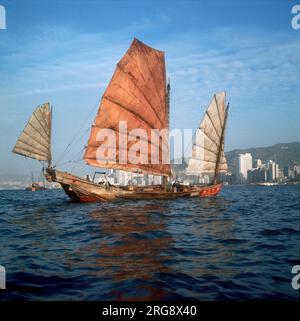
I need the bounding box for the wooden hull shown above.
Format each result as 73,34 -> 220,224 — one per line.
46,169 -> 222,202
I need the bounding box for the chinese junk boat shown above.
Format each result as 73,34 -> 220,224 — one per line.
13,38 -> 229,202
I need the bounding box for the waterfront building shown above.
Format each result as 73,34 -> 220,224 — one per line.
267,160 -> 278,182
198,175 -> 210,184
237,153 -> 253,184
247,167 -> 267,183
254,159 -> 264,168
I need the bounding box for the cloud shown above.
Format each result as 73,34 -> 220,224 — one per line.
1,25 -> 299,105
0,12 -> 166,98
0,19 -> 299,173
152,28 -> 300,136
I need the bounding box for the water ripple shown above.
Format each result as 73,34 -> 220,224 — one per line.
0,185 -> 299,300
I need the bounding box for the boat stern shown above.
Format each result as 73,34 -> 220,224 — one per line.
199,183 -> 222,197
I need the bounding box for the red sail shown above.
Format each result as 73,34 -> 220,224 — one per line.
84,38 -> 171,176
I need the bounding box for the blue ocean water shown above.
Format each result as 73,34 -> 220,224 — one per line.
0,185 -> 299,301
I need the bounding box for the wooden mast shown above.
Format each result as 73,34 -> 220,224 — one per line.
48,105 -> 53,169
162,79 -> 171,190
42,165 -> 46,188
31,171 -> 34,185
213,102 -> 229,184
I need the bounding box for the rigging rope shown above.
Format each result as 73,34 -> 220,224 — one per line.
24,157 -> 35,182
54,99 -> 100,167
183,107 -> 204,163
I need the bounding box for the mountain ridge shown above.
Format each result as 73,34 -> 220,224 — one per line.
225,142 -> 300,171
1,142 -> 300,182
171,142 -> 300,173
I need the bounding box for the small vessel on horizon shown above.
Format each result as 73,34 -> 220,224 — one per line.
12,38 -> 229,202
256,182 -> 279,186
25,182 -> 47,192
25,171 -> 47,191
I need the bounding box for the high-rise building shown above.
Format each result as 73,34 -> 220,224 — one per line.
114,170 -> 134,185
254,159 -> 263,168
275,164 -> 279,179
267,160 -> 278,182
237,153 -> 252,184
198,175 -> 210,184
247,167 -> 267,183
294,165 -> 300,179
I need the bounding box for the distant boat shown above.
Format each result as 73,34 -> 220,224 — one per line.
257,182 -> 278,186
25,170 -> 47,191
25,182 -> 47,192
12,38 -> 229,202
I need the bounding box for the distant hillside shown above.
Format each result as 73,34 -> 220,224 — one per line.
0,173 -> 31,183
171,142 -> 300,173
225,142 -> 300,171
1,142 -> 299,183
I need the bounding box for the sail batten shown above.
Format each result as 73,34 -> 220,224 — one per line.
27,123 -> 49,144
193,144 -> 219,157
12,103 -> 52,164
190,158 -> 226,164
214,95 -> 223,132
32,111 -> 50,138
84,38 -> 171,176
13,146 -> 49,159
110,66 -> 165,128
102,95 -> 159,131
126,54 -> 164,110
186,92 -> 228,176
199,129 -> 219,149
14,139 -> 49,155
205,111 -> 221,140
21,132 -> 49,151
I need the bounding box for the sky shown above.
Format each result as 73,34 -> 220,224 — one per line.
0,0 -> 299,176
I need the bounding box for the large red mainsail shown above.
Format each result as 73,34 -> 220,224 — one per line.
84,38 -> 171,176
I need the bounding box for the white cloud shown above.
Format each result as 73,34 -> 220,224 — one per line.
0,21 -> 299,174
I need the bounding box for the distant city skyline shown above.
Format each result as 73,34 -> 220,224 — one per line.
2,152 -> 299,189
0,1 -> 299,175
0,142 -> 300,189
